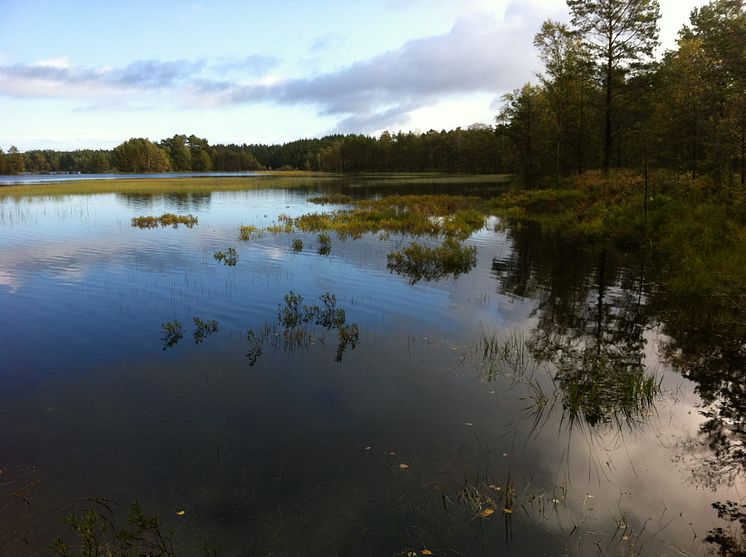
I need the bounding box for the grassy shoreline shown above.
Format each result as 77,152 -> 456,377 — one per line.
0,172 -> 511,198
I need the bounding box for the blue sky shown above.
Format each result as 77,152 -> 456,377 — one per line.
0,0 -> 705,150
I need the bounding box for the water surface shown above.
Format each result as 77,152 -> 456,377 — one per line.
0,181 -> 742,556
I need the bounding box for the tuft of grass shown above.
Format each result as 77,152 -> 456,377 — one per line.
131,213 -> 198,229
308,193 -> 352,204
213,247 -> 238,266
239,225 -> 260,240
317,232 -> 332,255
474,328 -> 534,382
193,316 -> 218,344
161,320 -> 183,350
291,238 -> 303,252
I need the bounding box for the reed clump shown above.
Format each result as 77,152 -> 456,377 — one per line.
131,213 -> 198,229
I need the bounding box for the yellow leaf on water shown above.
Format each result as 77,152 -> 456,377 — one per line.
176,510 -> 186,516
399,463 -> 409,469
478,508 -> 495,517
421,550 -> 434,555
503,508 -> 513,514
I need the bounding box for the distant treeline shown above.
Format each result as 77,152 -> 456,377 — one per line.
2,0 -> 744,187
0,127 -> 505,175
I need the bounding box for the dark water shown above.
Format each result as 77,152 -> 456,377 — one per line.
0,183 -> 743,556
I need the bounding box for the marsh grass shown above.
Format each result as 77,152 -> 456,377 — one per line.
193,317 -> 218,344
161,320 -> 183,350
317,232 -> 332,255
131,213 -> 198,229
213,247 -> 238,266
291,238 -> 303,252
275,195 -> 486,240
386,238 -> 477,283
50,500 -> 177,557
474,328 -> 535,382
239,225 -> 260,241
0,173 -> 509,199
308,193 -> 352,204
0,174 -> 337,198
551,346 -> 661,429
246,291 -> 359,366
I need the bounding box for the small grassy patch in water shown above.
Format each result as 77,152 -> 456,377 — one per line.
308,193 -> 353,204
239,225 -> 260,240
131,213 -> 198,229
474,328 -> 534,382
193,316 -> 218,344
291,238 -> 303,252
247,291 -> 360,366
213,247 -> 238,266
317,232 -> 332,255
386,238 -> 477,283
277,195 -> 486,240
161,320 -> 183,350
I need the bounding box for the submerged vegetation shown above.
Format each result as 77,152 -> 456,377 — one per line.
213,247 -> 238,266
50,500 -> 180,557
131,213 -> 198,229
317,232 -> 331,255
246,291 -> 360,366
161,321 -> 184,350
193,317 -> 219,344
238,225 -> 260,241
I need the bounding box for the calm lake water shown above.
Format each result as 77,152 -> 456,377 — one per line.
0,179 -> 743,556
0,172 -> 262,186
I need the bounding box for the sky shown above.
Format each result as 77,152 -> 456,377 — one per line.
0,0 -> 707,151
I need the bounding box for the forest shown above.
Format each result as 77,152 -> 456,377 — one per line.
0,0 -> 744,190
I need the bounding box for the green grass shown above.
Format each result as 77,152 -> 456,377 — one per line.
131,213 -> 198,229
0,172 -> 510,198
0,173 -> 337,198
278,195 -> 487,240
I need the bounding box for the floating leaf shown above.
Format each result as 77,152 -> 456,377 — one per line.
464,422 -> 474,426
176,510 -> 186,516
503,508 -> 513,514
421,550 -> 433,555
478,508 -> 495,517
399,463 -> 409,469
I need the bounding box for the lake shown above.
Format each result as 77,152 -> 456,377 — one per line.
0,177 -> 742,556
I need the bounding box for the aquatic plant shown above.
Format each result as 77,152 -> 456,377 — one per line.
161,320 -> 183,350
474,328 -> 534,382
335,323 -> 360,362
50,500 -> 176,557
550,344 -> 661,429
283,194 -> 487,240
213,247 -> 238,266
317,232 -> 331,255
316,293 -> 346,329
193,316 -> 218,344
239,225 -> 260,240
277,291 -> 316,329
246,329 -> 264,367
308,193 -> 352,204
248,291 -> 360,365
131,213 -> 198,229
291,238 -> 303,252
386,238 -> 477,283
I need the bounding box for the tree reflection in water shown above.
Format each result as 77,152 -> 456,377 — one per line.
491,220 -> 746,553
